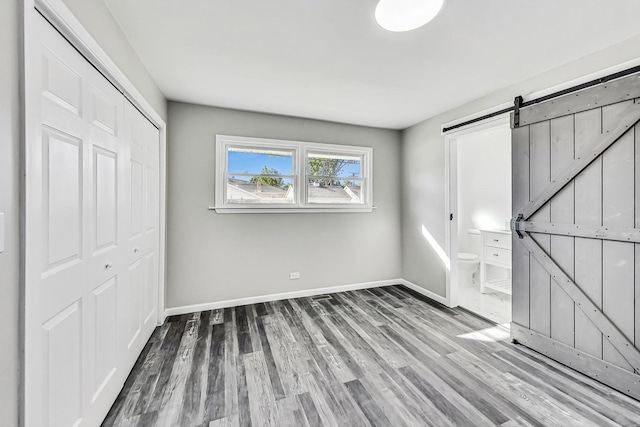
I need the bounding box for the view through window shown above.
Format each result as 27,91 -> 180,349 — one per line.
226,147 -> 295,204
215,135 -> 373,212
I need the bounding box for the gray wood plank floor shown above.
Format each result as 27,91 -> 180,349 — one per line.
102,285 -> 640,426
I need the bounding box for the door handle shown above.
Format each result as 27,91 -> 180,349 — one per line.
105,262 -> 113,270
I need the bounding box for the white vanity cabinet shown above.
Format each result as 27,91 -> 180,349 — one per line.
480,229 -> 512,295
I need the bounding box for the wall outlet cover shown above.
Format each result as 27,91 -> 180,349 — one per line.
290,272 -> 300,280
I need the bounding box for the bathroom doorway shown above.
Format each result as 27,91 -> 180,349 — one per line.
445,116 -> 512,325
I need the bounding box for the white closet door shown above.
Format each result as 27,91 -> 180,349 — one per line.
25,13 -> 159,427
124,101 -> 159,368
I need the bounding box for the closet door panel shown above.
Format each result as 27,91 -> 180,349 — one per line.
141,122 -> 160,335
41,46 -> 82,116
26,13 -> 158,427
92,277 -> 118,399
127,259 -> 143,348
123,101 -> 159,365
93,147 -> 118,251
144,251 -> 158,324
130,161 -> 144,237
43,302 -> 83,427
43,129 -> 83,269
26,16 -> 91,427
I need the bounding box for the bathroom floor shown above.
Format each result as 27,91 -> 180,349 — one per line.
458,281 -> 511,325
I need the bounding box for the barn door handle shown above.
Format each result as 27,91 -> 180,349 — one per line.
511,214 -> 525,239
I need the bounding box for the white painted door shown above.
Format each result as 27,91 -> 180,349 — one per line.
124,101 -> 160,368
25,13 -> 160,426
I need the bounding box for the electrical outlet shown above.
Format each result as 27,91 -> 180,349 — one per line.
290,272 -> 300,280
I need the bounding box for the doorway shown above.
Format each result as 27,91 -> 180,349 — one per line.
446,117 -> 512,324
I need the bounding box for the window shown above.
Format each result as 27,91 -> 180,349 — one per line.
306,151 -> 363,204
214,135 -> 373,213
225,146 -> 295,205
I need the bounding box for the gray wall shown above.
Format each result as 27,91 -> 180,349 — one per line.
401,34 -> 640,296
167,102 -> 402,308
61,0 -> 167,120
0,0 -> 20,424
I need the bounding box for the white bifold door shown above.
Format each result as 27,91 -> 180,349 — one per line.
25,13 -> 160,427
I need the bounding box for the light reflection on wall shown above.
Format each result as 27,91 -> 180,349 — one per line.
471,211 -> 506,231
421,224 -> 450,271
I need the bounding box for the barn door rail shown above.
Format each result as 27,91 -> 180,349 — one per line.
443,65 -> 640,133
518,234 -> 640,373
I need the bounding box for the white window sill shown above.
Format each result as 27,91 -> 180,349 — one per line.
209,206 -> 375,214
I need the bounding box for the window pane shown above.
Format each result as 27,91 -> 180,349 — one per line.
228,147 -> 293,175
307,179 -> 363,204
227,175 -> 294,204
307,152 -> 361,179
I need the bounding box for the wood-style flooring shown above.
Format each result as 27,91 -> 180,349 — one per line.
102,285 -> 640,426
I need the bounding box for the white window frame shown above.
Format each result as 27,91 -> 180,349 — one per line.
213,135 -> 373,213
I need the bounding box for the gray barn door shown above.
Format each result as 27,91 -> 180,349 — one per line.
510,73 -> 640,400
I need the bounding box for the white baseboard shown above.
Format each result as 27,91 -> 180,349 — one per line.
164,279 -> 402,318
397,279 -> 449,306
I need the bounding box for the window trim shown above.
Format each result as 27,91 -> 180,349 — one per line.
213,135 -> 373,213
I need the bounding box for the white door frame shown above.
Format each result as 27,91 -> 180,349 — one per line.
443,114 -> 511,308
25,0 -> 168,324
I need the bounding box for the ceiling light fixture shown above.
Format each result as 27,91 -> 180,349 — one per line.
375,0 -> 444,32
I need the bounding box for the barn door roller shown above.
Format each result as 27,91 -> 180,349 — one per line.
512,96 -> 524,128
511,214 -> 524,239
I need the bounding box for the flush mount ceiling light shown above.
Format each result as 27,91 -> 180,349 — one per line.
375,0 -> 444,32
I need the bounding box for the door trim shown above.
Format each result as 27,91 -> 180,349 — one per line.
25,0 -> 168,325
443,114 -> 511,308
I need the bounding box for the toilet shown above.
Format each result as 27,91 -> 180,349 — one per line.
458,252 -> 480,288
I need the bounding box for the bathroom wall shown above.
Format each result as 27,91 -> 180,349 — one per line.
457,126 -> 512,255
